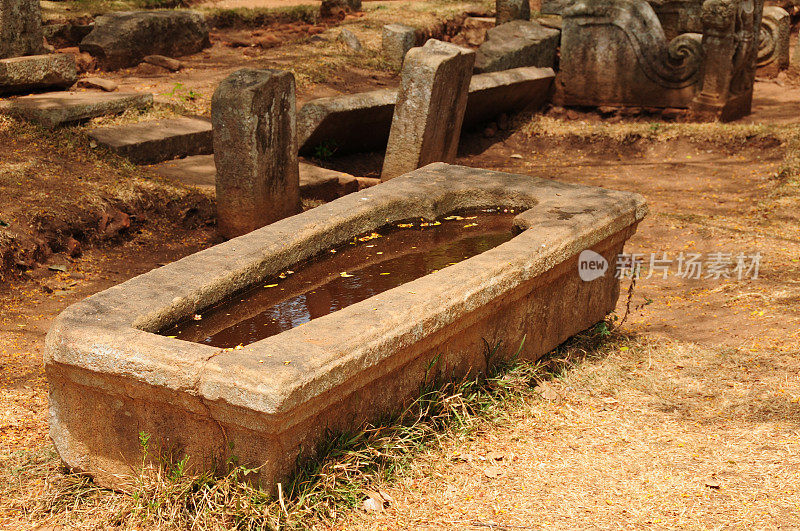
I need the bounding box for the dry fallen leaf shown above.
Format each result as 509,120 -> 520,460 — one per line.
705,478 -> 721,489
487,451 -> 505,462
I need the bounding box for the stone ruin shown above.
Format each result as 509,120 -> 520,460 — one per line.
0,0 -> 77,95
555,0 -> 765,120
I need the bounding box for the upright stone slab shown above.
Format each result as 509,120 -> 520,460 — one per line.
496,0 -> 530,25
0,0 -> 45,58
381,40 -> 475,181
212,69 -> 300,239
382,24 -> 416,68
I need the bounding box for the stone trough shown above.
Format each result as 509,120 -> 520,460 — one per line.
46,163 -> 647,491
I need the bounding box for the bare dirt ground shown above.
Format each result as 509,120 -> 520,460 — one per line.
2,1 -> 800,528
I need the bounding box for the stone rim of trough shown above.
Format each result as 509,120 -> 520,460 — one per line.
45,163 -> 647,433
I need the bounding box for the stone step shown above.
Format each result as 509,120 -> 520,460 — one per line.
0,54 -> 77,96
0,91 -> 153,128
88,117 -> 213,165
149,155 -> 377,200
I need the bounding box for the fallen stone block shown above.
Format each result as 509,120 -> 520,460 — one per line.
143,54 -> 182,72
298,88 -> 397,156
87,117 -> 213,165
76,77 -> 117,92
382,40 -> 475,180
212,68 -> 300,239
0,54 -> 77,95
382,23 -> 416,68
0,91 -> 152,128
0,0 -> 45,58
298,66 -> 554,155
475,20 -> 560,73
45,162 -> 648,492
150,154 -> 360,200
496,0 -> 530,25
79,10 -> 210,70
463,66 -> 554,126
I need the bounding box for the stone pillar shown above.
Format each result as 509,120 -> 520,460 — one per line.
382,24 -> 416,69
496,0 -> 530,25
688,0 -> 737,120
0,0 -> 45,59
212,68 -> 301,239
381,40 -> 475,181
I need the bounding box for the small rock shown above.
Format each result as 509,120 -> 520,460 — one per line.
77,77 -> 118,92
483,122 -> 498,138
143,55 -> 182,72
338,28 -> 363,52
309,35 -> 328,43
137,62 -> 169,75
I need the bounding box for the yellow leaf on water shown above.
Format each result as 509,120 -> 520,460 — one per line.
340,272 -> 354,278
380,272 -> 390,275
464,223 -> 478,228
265,284 -> 279,288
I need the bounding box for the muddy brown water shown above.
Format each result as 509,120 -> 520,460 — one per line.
162,209 -> 519,348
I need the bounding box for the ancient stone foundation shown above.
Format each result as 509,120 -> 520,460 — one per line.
212,68 -> 301,239
46,163 -> 647,492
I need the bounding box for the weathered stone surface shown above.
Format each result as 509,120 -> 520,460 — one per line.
559,0 -> 704,109
79,11 -> 210,70
496,0 -> 531,25
298,88 -> 397,155
45,162 -> 647,492
381,40 -> 475,180
0,54 -> 77,95
463,66 -> 554,126
298,66 -> 554,155
212,68 -> 300,239
541,0 -> 571,14
0,0 -> 45,58
337,28 -> 363,52
143,54 -> 182,72
76,77 -> 118,92
149,154 -> 365,200
475,20 -> 559,73
381,23 -> 416,68
88,117 -> 213,164
757,6 -> 789,77
0,91 -> 152,128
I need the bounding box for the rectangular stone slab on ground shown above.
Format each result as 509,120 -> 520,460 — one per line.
0,54 -> 77,95
0,91 -> 153,128
381,40 -> 475,180
150,154 -> 364,200
87,117 -> 213,165
297,66 -> 554,155
45,162 -> 647,492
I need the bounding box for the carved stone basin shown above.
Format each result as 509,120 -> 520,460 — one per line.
45,163 -> 647,490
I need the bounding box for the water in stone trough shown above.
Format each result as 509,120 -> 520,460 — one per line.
162,208 -> 519,348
